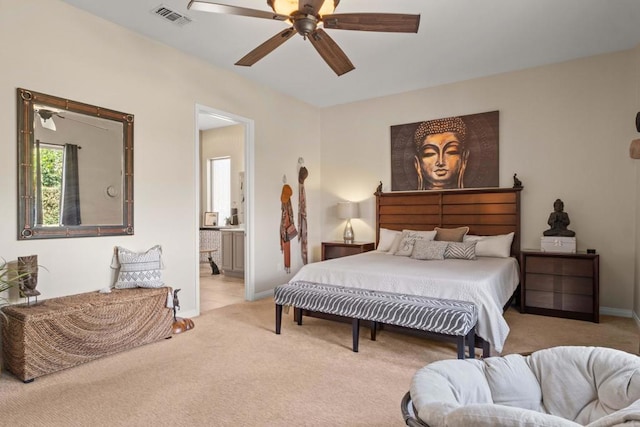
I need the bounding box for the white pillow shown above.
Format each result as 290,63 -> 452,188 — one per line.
388,233 -> 404,255
112,245 -> 164,289
376,228 -> 401,252
463,232 -> 514,258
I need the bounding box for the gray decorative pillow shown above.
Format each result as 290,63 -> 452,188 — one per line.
444,241 -> 477,260
394,237 -> 416,257
113,245 -> 164,289
411,240 -> 449,260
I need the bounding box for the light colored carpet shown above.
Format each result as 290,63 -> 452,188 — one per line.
0,299 -> 636,426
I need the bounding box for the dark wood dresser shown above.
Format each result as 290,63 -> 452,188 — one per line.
520,250 -> 599,322
321,241 -> 375,261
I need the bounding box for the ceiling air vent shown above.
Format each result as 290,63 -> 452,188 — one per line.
151,5 -> 193,26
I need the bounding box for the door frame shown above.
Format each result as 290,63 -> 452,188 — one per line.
195,104 -> 255,312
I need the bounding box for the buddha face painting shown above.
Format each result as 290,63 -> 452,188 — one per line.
413,117 -> 469,190
415,131 -> 468,189
390,111 -> 499,192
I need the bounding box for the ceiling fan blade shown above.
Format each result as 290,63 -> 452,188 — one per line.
187,1 -> 289,21
308,28 -> 354,76
300,0 -> 326,15
323,13 -> 420,33
235,28 -> 297,67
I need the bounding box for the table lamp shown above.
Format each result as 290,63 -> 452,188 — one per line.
337,201 -> 359,243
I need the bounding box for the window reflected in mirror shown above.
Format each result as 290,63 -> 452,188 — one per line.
17,88 -> 134,239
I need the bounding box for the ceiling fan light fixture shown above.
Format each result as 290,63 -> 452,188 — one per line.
37,109 -> 57,131
268,0 -> 338,17
40,117 -> 56,131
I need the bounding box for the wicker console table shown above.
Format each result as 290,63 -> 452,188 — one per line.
1,287 -> 173,382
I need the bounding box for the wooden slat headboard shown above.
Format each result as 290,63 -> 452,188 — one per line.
376,187 -> 522,257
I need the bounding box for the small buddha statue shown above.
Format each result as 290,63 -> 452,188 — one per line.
543,199 -> 575,237
18,255 -> 40,298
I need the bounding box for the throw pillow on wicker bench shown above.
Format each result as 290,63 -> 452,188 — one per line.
1,287 -> 173,382
274,281 -> 478,359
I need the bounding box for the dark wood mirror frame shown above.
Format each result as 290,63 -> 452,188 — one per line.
17,88 -> 134,239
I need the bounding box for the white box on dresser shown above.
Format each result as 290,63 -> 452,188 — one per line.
540,236 -> 576,253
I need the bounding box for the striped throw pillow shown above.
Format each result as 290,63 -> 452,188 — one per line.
444,241 -> 477,260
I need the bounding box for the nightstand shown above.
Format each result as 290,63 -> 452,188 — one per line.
321,241 -> 375,261
520,250 -> 599,322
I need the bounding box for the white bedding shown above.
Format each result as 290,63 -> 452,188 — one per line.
289,251 -> 519,353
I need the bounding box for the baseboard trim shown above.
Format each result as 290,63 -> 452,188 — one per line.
180,309 -> 199,318
633,311 -> 640,330
600,306 -> 633,318
253,288 -> 274,301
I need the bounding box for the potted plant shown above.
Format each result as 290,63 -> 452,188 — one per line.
0,258 -> 28,313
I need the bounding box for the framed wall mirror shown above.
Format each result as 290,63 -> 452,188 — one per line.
17,88 -> 134,239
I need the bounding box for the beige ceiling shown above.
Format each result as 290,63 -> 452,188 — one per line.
60,0 -> 640,108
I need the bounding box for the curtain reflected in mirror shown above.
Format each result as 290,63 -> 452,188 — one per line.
33,141 -> 81,226
17,88 -> 134,239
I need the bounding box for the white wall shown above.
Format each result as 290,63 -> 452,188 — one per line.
0,0 -> 322,314
320,49 -> 639,314
634,44 -> 640,324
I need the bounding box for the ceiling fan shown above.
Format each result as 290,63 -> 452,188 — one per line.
187,0 -> 420,76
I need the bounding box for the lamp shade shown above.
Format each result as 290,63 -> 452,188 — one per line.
337,201 -> 359,219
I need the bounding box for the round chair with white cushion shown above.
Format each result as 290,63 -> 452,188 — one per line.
402,346 -> 640,427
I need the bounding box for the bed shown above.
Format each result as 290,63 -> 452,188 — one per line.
288,187 -> 522,355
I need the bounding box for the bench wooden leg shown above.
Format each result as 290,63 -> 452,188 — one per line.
295,307 -> 302,325
467,327 -> 475,359
370,321 -> 377,341
482,339 -> 490,358
456,336 -> 465,359
275,304 -> 283,334
352,318 -> 360,352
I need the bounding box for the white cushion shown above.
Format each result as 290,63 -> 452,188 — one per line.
410,359 -> 492,415
112,245 -> 164,289
527,346 -> 640,424
410,346 -> 640,427
463,232 -> 514,258
376,228 -> 401,252
586,399 -> 640,427
446,404 -> 581,427
483,354 -> 544,411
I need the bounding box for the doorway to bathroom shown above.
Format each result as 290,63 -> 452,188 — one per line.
195,104 -> 254,314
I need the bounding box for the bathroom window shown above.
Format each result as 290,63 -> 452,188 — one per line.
208,157 -> 231,224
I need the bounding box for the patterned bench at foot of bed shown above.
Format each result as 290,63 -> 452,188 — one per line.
273,281 -> 478,359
